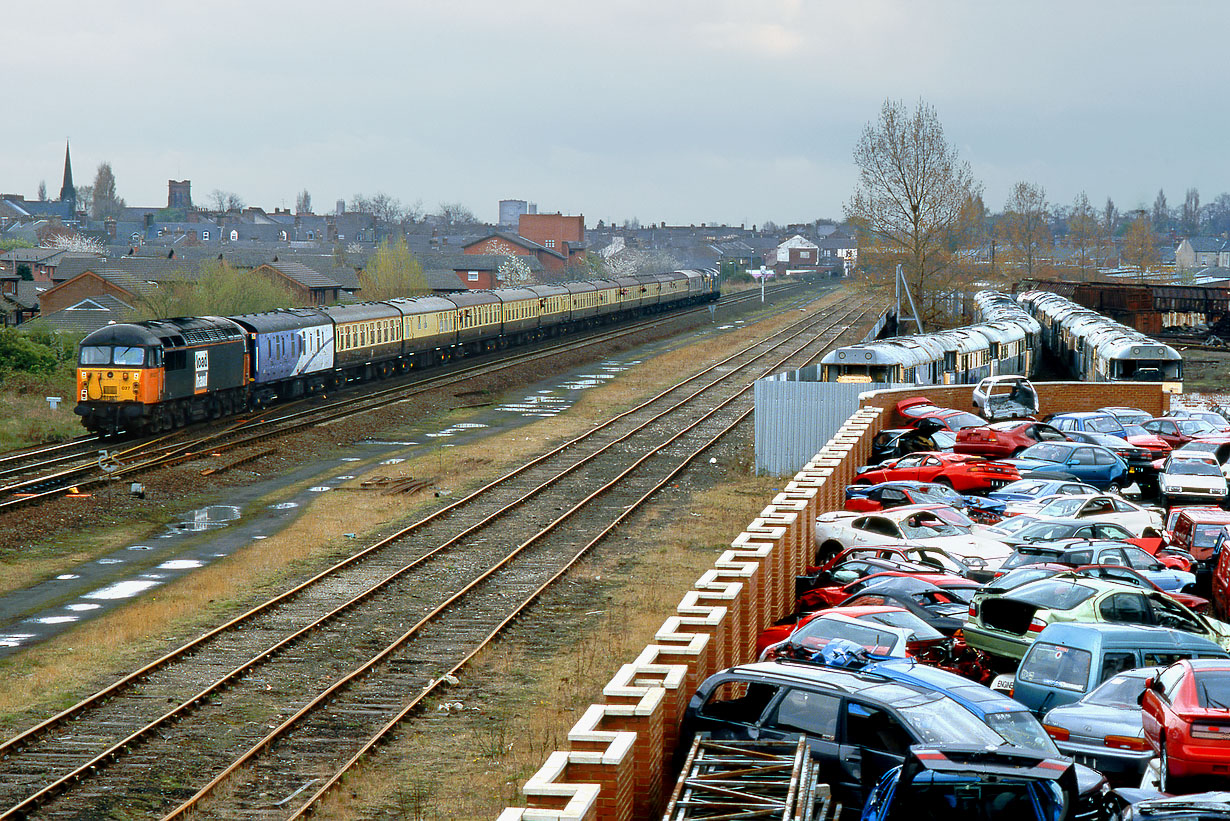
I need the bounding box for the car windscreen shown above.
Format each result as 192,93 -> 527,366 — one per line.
857,610 -> 944,641
1123,424 -> 1150,436
983,711 -> 1061,756
1194,670 -> 1230,709
1007,579 -> 1097,610
1168,460 -> 1222,476
990,567 -> 1060,592
900,515 -> 965,538
789,618 -> 903,655
895,697 -> 1005,746
1018,444 -> 1069,463
1015,521 -> 1082,542
988,516 -> 1040,537
1035,498 -> 1086,518
1085,672 -> 1152,708
900,777 -> 1064,821
922,506 -> 975,527
943,412 -> 987,430
1177,419 -> 1216,435
998,480 -> 1047,496
1085,417 -> 1124,434
1194,524 -> 1229,548
1018,642 -> 1092,691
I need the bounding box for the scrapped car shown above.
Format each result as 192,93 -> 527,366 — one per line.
814,506 -> 1013,568
989,563 -> 1208,610
1041,667 -> 1160,777
971,375 -> 1039,421
1169,506 -> 1230,563
996,541 -> 1195,592
963,575 -> 1230,662
1165,408 -> 1230,431
679,661 -> 1014,810
1121,423 -> 1173,460
1004,442 -> 1129,491
869,424 -> 958,464
840,578 -> 974,635
861,746 -> 1079,821
1115,790 -> 1230,820
758,606 -> 941,659
990,477 -> 1102,503
1158,453 -> 1228,509
1049,411 -> 1130,439
1100,406 -> 1155,427
854,451 -> 1021,493
1023,493 -> 1163,536
1009,623 -> 1227,714
897,397 -> 987,431
954,420 -> 1071,459
796,569 -> 980,614
994,517 -> 1138,551
844,480 -> 1006,521
1141,658 -> 1230,791
1174,438 -> 1230,479
1142,417 -> 1221,449
1063,430 -> 1158,493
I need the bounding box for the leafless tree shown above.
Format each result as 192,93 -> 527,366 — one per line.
370,192 -> 405,224
92,162 -> 125,220
1122,215 -> 1159,279
75,184 -> 93,216
1152,189 -> 1170,232
1002,182 -> 1049,277
1067,192 -> 1100,274
437,201 -> 476,226
209,190 -> 244,212
37,180 -> 46,201
296,189 -> 312,214
845,98 -> 980,328
1182,188 -> 1201,235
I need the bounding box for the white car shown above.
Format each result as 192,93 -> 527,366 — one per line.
815,505 -> 1013,569
1159,452 -> 1229,507
972,375 -> 1038,421
1023,493 -> 1163,536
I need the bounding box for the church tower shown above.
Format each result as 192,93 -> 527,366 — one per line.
59,140 -> 76,217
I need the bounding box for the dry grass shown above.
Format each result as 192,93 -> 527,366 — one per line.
0,287 -> 846,801
0,374 -> 80,449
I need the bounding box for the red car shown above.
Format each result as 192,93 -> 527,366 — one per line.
853,451 -> 1020,493
1141,659 -> 1230,790
796,569 -> 978,613
954,420 -> 1071,458
1142,417 -> 1223,449
896,397 -> 987,431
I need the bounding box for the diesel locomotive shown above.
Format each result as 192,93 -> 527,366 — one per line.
75,269 -> 719,435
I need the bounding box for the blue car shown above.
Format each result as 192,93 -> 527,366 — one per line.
1003,442 -> 1128,491
989,477 -> 1103,503
862,746 -> 1077,821
1048,411 -> 1130,440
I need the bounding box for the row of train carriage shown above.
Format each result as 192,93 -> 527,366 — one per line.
818,289 -> 1182,387
75,270 -> 717,434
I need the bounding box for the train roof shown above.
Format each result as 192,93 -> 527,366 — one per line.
227,308 -> 331,334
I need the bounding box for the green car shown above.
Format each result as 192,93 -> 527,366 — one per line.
964,574 -> 1230,662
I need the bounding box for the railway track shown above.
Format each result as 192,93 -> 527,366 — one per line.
0,284 -> 806,513
0,289 -> 871,820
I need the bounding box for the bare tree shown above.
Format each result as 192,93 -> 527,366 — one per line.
295,189 -> 312,215
437,201 -> 476,227
75,184 -> 93,216
1002,182 -> 1050,277
92,162 -> 125,220
226,192 -> 244,211
37,180 -> 46,201
404,198 -> 424,223
845,98 -> 980,328
209,190 -> 244,212
1067,192 -> 1100,274
1182,188 -> 1201,235
350,193 -> 375,214
1103,197 -> 1119,234
369,192 -> 405,224
1152,189 -> 1170,232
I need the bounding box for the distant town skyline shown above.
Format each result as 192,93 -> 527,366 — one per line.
6,1 -> 1229,227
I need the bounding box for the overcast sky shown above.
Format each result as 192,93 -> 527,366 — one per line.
7,1 -> 1228,227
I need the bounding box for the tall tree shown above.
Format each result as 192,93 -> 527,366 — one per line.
91,162 -> 125,220
295,189 -> 312,214
75,184 -> 93,216
437,201 -> 477,227
1182,188 -> 1201,235
844,98 -> 979,328
1103,197 -> 1119,234
209,190 -> 244,212
1122,215 -> 1159,279
357,235 -> 428,300
36,180 -> 46,201
1152,189 -> 1170,232
1002,181 -> 1050,277
1067,192 -> 1100,274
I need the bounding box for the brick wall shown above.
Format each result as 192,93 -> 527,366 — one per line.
496,380 -> 1168,820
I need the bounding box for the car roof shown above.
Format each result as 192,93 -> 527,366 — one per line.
870,660 -> 1026,715
1051,411 -> 1116,419
716,660 -> 931,698
1034,622 -> 1226,651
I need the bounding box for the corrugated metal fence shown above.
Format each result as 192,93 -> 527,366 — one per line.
754,378 -> 896,475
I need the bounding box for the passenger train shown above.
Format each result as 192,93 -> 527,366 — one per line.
818,291 -> 1039,384
75,270 -> 719,435
819,288 -> 1183,389
1016,289 -> 1183,389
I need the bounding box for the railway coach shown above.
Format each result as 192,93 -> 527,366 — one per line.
75,268 -> 719,435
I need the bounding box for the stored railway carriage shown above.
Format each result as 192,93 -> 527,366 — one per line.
1017,290 -> 1183,389
75,269 -> 719,435
819,290 -> 1039,385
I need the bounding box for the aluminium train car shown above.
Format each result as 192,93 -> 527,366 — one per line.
1016,289 -> 1182,389
76,316 -> 248,434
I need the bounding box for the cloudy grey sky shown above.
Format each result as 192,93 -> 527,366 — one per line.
7,1 -> 1226,226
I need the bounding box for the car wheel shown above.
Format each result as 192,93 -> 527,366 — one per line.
1107,480 -> 1124,494
935,477 -> 954,489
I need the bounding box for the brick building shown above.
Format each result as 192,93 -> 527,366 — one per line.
517,213 -> 586,267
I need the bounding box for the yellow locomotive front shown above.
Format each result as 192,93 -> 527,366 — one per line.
75,325 -> 166,435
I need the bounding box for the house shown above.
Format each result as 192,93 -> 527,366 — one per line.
1175,236 -> 1226,270
448,253 -> 544,289
251,262 -> 346,305
517,213 -> 587,268
35,293 -> 134,334
0,247 -> 67,282
462,232 -> 566,273
775,235 -> 821,268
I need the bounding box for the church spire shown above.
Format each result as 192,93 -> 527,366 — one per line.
59,140 -> 76,217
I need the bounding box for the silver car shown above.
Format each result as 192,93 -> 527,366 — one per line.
1041,667 -> 1161,778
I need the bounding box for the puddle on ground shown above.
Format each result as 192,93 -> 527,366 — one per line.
97,558 -> 123,565
36,615 -> 77,624
360,440 -> 417,446
127,545 -> 151,551
269,502 -> 298,510
0,634 -> 34,648
341,457 -> 361,462
85,579 -> 162,600
169,505 -> 241,533
308,486 -> 331,492
66,603 -> 100,611
56,574 -> 79,581
379,459 -> 405,465
158,560 -> 204,570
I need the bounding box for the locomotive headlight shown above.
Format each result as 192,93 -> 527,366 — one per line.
122,372 -> 130,381
131,380 -> 139,391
